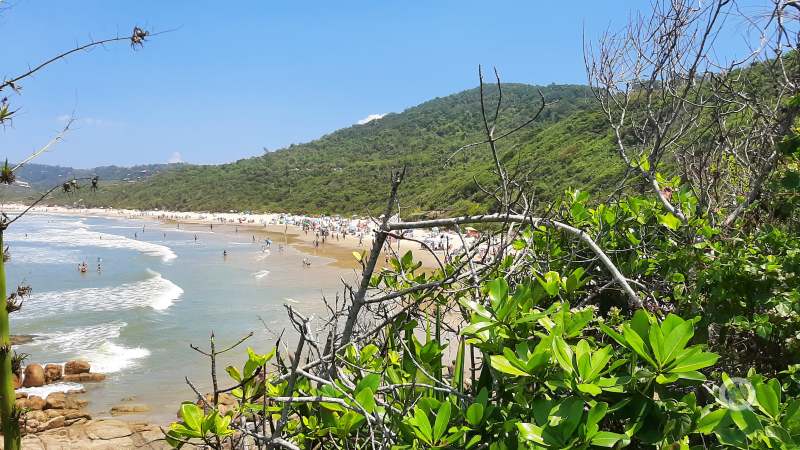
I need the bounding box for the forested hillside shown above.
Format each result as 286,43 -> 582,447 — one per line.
13,162 -> 182,189
64,84 -> 624,215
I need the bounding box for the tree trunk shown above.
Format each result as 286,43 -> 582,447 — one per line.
0,231 -> 20,450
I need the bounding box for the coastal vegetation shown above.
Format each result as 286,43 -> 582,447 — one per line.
0,27 -> 153,450
160,1 -> 800,449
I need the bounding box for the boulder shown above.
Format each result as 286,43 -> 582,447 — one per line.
62,373 -> 106,383
85,419 -> 133,440
42,392 -> 88,410
40,415 -> 64,431
64,360 -> 90,375
62,409 -> 91,421
45,392 -> 66,409
22,364 -> 45,387
110,403 -> 150,416
44,364 -> 63,383
25,410 -> 48,423
26,396 -> 46,410
24,419 -> 40,434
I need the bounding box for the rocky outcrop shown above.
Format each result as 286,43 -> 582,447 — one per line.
110,403 -> 151,416
15,392 -> 91,435
9,335 -> 35,345
8,420 -> 177,449
18,359 -> 105,390
44,392 -> 87,410
61,372 -> 106,383
22,365 -> 44,388
43,364 -> 62,384
64,360 -> 90,375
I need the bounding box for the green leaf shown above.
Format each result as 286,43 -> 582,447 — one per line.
487,278 -> 509,305
465,403 -> 484,426
622,324 -> 657,367
658,212 -> 681,230
590,431 -> 626,447
555,397 -> 584,442
587,345 -> 613,381
355,387 -> 376,413
730,408 -> 763,434
465,435 -> 482,448
660,320 -> 694,365
648,324 -> 665,368
433,401 -> 451,443
697,409 -> 727,434
516,423 -> 545,444
537,271 -> 561,297
413,407 -> 433,443
577,383 -> 602,395
575,339 -> 592,380
489,355 -> 529,377
755,381 -> 780,419
551,336 -> 574,374
355,373 -> 381,395
669,347 -> 718,372
179,402 -> 203,431
225,365 -> 241,382
599,323 -> 627,347
587,402 -> 608,427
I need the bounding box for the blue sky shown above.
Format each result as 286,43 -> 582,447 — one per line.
0,0 -> 743,167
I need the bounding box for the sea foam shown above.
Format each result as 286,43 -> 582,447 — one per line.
5,246 -> 82,265
16,382 -> 84,398
24,322 -> 150,374
9,225 -> 176,262
14,269 -> 183,319
254,269 -> 270,279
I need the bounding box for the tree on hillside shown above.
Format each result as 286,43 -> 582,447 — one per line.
586,0 -> 799,227
0,27 -> 153,450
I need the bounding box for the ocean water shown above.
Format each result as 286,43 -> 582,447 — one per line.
6,214 -> 351,422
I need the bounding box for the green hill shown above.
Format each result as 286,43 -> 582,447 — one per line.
58,84 -> 623,216
12,163 -> 183,189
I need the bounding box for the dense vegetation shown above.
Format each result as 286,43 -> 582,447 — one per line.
62,84 -> 624,216
13,162 -> 181,189
161,1 -> 800,447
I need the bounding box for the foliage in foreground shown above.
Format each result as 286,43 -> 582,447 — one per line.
166,179 -> 800,448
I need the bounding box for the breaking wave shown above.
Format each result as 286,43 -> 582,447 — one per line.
24,322 -> 150,374
15,269 -> 183,319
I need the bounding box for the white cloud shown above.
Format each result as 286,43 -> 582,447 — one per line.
168,151 -> 183,164
356,113 -> 386,125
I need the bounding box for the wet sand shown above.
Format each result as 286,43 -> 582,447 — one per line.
159,219 -> 444,271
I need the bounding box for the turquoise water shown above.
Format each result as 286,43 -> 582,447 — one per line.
6,214 -> 350,422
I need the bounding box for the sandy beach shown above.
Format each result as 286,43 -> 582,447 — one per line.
3,204 -> 449,271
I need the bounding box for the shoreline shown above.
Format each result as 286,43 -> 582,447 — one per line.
2,204 -> 447,270
1,204 -> 455,426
